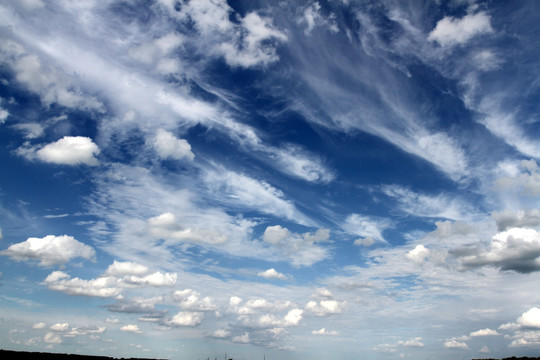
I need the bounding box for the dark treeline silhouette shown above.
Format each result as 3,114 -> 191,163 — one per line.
0,349 -> 168,360
472,357 -> 540,360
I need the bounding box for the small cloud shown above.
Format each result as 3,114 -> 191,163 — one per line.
120,324 -> 141,333
105,318 -> 120,324
232,332 -> 250,344
50,323 -> 70,332
153,129 -> 194,161
406,245 -> 430,264
44,332 -> 63,344
312,328 -> 338,336
470,328 -> 500,337
305,300 -> 346,317
257,268 -> 287,280
168,311 -> 205,327
444,338 -> 469,349
35,136 -> 100,166
213,329 -> 231,338
428,12 -> 493,47
32,322 -> 46,329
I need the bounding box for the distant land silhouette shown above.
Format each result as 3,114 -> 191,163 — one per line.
2,350 -> 539,360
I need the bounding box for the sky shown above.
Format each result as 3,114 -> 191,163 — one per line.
1,0 -> 540,359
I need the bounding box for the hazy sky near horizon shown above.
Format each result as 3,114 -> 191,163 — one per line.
1,1 -> 540,359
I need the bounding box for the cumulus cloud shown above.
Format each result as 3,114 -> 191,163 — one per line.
120,324 -> 141,333
470,328 -> 500,337
443,338 -> 469,349
43,261 -> 177,297
213,329 -> 231,338
406,245 -> 430,264
305,300 -> 346,317
37,136 -> 100,165
262,225 -> 331,267
494,160 -> 540,197
32,322 -> 46,329
173,289 -> 217,312
312,328 -> 338,336
44,332 -> 63,344
168,311 -> 205,327
428,12 -> 493,47
456,227 -> 540,273
1,235 -> 95,266
257,268 -> 287,280
153,129 -> 194,161
517,307 -> 540,328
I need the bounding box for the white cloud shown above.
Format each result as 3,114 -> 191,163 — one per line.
36,136 -> 100,166
203,168 -> 311,225
494,160 -> 540,198
305,300 -> 346,317
283,308 -> 304,326
428,12 -> 493,47
43,261 -> 177,297
168,311 -> 205,327
148,212 -> 229,245
120,324 -> 141,333
406,245 -> 430,265
105,261 -> 149,277
153,129 -> 194,161
469,328 -> 500,337
399,337 -> 424,348
509,330 -> 540,347
173,289 -> 217,311
50,323 -> 70,332
262,225 -> 331,267
443,338 -> 469,349
312,328 -> 338,336
0,107 -> 8,123
343,214 -> 389,244
381,185 -> 475,220
457,227 -> 540,273
32,322 -> 46,329
0,41 -> 103,111
1,235 -> 95,266
257,268 -> 287,280
517,307 -> 540,328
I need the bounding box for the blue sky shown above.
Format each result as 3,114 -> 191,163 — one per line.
1,0 -> 540,359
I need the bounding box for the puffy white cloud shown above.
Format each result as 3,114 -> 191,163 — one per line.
153,129 -> 194,161
173,289 -> 217,311
470,328 -> 500,337
120,324 -> 141,333
305,300 -> 346,317
257,268 -> 287,280
168,311 -> 205,327
44,261 -> 177,297
443,338 -> 469,349
50,323 -> 70,332
44,271 -> 123,298
283,308 -> 303,326
262,225 -> 331,267
517,307 -> 540,328
32,322 -> 46,329
1,235 -> 95,266
428,12 -> 493,47
509,330 -> 540,347
35,136 -> 100,166
457,227 -> 540,273
312,328 -> 338,336
406,245 -> 430,264
105,261 -> 149,277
